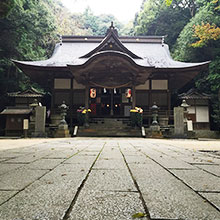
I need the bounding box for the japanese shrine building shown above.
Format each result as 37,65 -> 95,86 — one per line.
13,23 -> 209,128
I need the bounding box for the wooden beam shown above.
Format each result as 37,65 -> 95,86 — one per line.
132,84 -> 136,109
85,84 -> 89,109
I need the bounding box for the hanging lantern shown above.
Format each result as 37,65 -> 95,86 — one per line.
90,88 -> 96,98
125,88 -> 132,98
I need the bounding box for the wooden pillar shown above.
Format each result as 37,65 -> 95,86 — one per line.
148,79 -> 152,126
167,90 -> 171,117
132,84 -> 136,109
110,89 -> 114,116
85,84 -> 89,109
69,78 -> 74,133
51,77 -> 55,110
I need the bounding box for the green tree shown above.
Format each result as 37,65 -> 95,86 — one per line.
173,2 -> 220,128
81,7 -> 124,36
0,0 -> 56,109
134,0 -> 192,49
0,0 -> 15,18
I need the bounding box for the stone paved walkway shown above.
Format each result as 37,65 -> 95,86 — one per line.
0,138 -> 220,220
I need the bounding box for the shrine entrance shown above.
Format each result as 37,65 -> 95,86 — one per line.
89,87 -> 132,117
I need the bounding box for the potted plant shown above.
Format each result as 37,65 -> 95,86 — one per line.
130,107 -> 143,127
77,107 -> 91,126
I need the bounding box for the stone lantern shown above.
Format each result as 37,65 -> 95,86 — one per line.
181,99 -> 190,122
58,101 -> 69,126
55,101 -> 70,137
151,102 -> 159,125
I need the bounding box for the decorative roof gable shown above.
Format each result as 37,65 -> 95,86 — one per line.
80,22 -> 142,59
178,88 -> 211,100
8,87 -> 44,98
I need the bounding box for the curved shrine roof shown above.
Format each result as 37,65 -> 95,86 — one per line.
13,27 -> 210,70
14,40 -> 209,69
13,24 -> 210,89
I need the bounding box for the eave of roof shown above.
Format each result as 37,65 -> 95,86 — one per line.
0,108 -> 32,115
12,25 -> 211,90
8,87 -> 44,98
178,89 -> 211,100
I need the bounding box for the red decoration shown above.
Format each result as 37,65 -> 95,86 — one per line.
125,88 -> 132,98
90,88 -> 96,98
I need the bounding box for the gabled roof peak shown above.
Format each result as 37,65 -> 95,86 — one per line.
105,22 -> 118,36
80,22 -> 142,59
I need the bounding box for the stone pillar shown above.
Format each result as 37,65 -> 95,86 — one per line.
34,106 -> 46,137
174,107 -> 185,137
132,85 -> 136,109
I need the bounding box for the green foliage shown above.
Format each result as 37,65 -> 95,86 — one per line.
0,0 -> 15,18
165,0 -> 173,6
0,0 -> 57,103
173,5 -> 219,61
135,0 -> 192,49
80,7 -> 124,36
135,0 -> 165,35
172,2 -> 220,127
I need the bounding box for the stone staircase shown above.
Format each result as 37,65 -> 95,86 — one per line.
77,118 -> 142,137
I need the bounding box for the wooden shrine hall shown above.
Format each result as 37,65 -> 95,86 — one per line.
13,23 -> 209,129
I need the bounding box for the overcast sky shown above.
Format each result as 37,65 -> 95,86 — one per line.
61,0 -> 143,23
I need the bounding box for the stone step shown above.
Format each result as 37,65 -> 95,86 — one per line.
77,117 -> 141,137
77,127 -> 142,137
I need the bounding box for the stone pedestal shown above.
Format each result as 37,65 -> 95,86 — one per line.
174,107 -> 186,138
159,117 -> 169,127
50,114 -> 62,126
149,125 -> 163,138
55,123 -> 71,138
33,106 -> 46,137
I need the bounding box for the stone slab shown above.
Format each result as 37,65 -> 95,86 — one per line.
69,190 -> 148,220
0,162 -> 91,219
196,164 -> 220,177
77,151 -> 99,156
64,155 -> 97,164
84,169 -> 136,192
0,163 -> 24,175
5,151 -> 50,164
50,163 -> 92,174
174,106 -> 184,136
180,155 -> 220,165
142,150 -> 195,169
93,158 -> 127,170
128,159 -> 220,219
123,155 -> 148,164
25,158 -> 65,170
0,191 -> 18,205
0,179 -> 77,220
99,148 -> 123,159
200,192 -> 220,210
0,169 -> 47,190
125,147 -> 195,169
0,151 -> 30,159
34,105 -> 46,136
43,150 -> 78,159
170,169 -> 220,192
